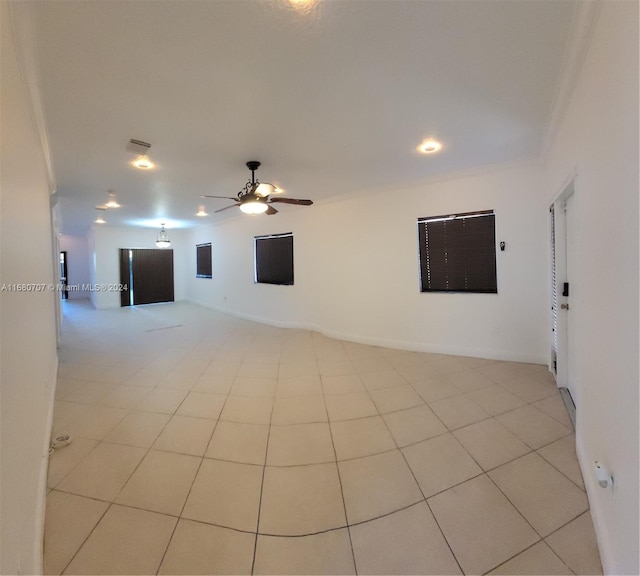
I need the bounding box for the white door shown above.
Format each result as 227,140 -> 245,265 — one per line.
551,182 -> 576,408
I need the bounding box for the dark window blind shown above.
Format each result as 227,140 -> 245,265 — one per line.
255,233 -> 294,285
196,243 -> 212,278
131,248 -> 174,304
418,211 -> 497,293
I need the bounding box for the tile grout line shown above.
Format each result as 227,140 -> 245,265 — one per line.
361,361 -> 574,574
482,537 -> 576,575
368,377 -> 466,576
422,370 -> 580,573
319,343 -> 359,575
534,445 -> 586,492
154,333 -> 240,575
249,346 -> 280,576
50,303 -> 588,575
350,356 -> 496,574
58,501 -> 113,575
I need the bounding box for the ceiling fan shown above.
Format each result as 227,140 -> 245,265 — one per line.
201,161 -> 313,215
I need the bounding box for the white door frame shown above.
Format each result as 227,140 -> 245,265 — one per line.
550,179 -> 575,396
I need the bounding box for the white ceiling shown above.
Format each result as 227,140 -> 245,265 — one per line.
22,0 -> 578,234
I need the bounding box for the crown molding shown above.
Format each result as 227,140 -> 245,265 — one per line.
540,0 -> 602,159
7,2 -> 57,195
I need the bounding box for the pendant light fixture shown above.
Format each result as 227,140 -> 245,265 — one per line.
94,207 -> 106,224
155,223 -> 171,248
104,190 -> 120,208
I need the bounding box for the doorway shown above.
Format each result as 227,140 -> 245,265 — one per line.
119,248 -> 174,306
550,180 -> 576,424
59,251 -> 68,300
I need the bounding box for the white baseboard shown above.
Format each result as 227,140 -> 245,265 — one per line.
189,300 -> 317,331
33,355 -> 58,574
188,299 -> 546,364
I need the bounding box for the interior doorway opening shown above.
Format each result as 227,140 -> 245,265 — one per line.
550,178 -> 576,428
59,251 -> 68,300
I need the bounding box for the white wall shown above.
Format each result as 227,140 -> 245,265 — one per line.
90,225 -> 190,309
188,213 -> 316,329
188,159 -> 549,362
59,234 -> 91,300
0,3 -> 59,573
545,2 -> 639,573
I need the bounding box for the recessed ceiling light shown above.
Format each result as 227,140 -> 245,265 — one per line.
131,155 -> 155,170
417,139 -> 442,154
288,0 -> 318,12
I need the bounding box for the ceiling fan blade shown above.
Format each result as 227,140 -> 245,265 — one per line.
201,195 -> 239,201
214,204 -> 240,214
269,197 -> 313,206
266,205 -> 278,215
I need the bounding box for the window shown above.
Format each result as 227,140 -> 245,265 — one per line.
254,233 -> 294,285
196,243 -> 212,279
417,210 -> 497,293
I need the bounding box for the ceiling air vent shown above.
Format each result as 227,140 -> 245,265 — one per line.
126,139 -> 151,154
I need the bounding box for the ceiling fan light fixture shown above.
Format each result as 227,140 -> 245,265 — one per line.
240,200 -> 269,215
255,183 -> 274,197
201,161 -> 312,216
196,206 -> 208,217
254,183 -> 284,197
155,223 -> 171,248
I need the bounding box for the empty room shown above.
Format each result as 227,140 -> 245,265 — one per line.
1,0 -> 638,575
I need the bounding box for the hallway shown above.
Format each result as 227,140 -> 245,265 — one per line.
45,301 -> 602,575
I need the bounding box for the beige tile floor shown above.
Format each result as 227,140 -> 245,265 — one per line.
45,301 -> 603,575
